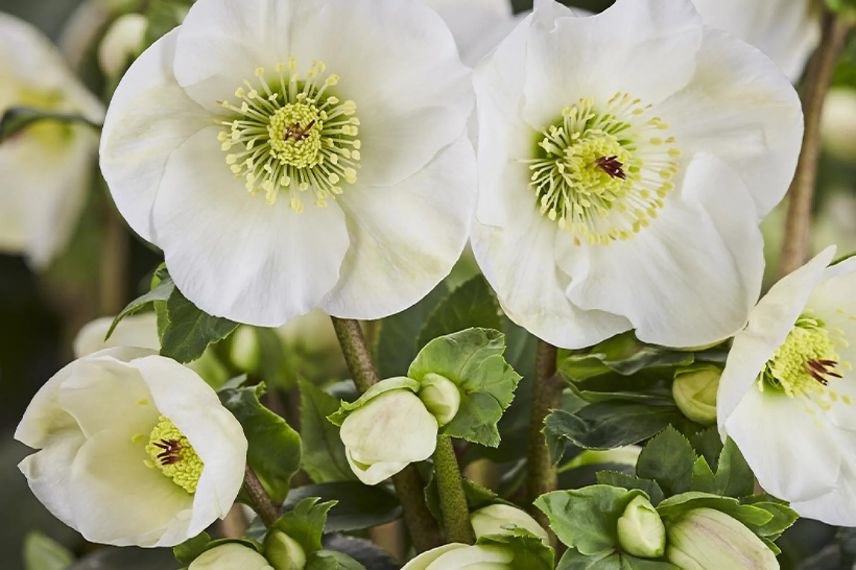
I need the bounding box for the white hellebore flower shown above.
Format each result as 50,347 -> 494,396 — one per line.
718,246 -> 856,526
402,543 -> 512,570
472,0 -> 803,349
15,348 -> 248,547
337,378 -> 441,485
422,0 -> 521,66
100,0 -> 475,327
0,13 -> 104,268
189,544 -> 274,570
692,0 -> 820,82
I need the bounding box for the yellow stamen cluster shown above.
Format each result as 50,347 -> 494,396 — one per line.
144,416 -> 204,494
528,92 -> 681,245
218,59 -> 361,211
762,314 -> 846,400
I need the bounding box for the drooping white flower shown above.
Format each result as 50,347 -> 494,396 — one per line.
471,0 -> 803,349
421,0 -> 520,66
15,348 -> 248,547
0,13 -> 104,268
100,0 -> 475,327
692,0 -> 820,82
718,246 -> 856,526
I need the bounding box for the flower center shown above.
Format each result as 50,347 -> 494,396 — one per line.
144,416 -> 204,494
14,87 -> 72,149
762,314 -> 843,399
528,93 -> 681,245
218,59 -> 361,211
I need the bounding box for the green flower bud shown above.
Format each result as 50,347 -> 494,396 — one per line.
189,544 -> 273,570
672,365 -> 721,425
617,496 -> 666,558
666,508 -> 778,570
230,326 -> 261,373
98,13 -> 147,79
470,504 -> 550,545
265,531 -> 307,570
418,372 -> 461,426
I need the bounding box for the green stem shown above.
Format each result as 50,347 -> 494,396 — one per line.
434,435 -> 475,544
526,340 -> 561,544
243,466 -> 280,527
779,11 -> 853,277
330,316 -> 443,551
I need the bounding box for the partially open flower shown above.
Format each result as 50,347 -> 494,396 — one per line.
666,508 -> 777,569
472,0 -> 802,349
100,0 -> 475,327
334,378 -> 439,485
470,504 -> 549,545
719,247 -> 856,526
189,543 -> 273,570
616,496 -> 666,559
15,348 -> 247,547
0,13 -> 104,268
672,364 -> 721,425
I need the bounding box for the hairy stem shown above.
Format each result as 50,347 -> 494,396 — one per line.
99,200 -> 129,314
330,316 -> 443,551
779,12 -> 853,276
243,465 -> 280,527
527,340 -> 561,542
434,436 -> 475,544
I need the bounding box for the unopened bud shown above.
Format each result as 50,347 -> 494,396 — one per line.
470,504 -> 549,544
189,544 -> 273,570
666,508 -> 778,570
265,530 -> 307,570
617,496 -> 666,558
230,326 -> 261,373
98,13 -> 147,79
672,365 -> 720,425
418,373 -> 461,426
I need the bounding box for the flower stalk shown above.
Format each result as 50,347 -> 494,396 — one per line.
330,317 -> 442,551
527,340 -> 561,543
779,10 -> 853,276
433,435 -> 475,544
243,465 -> 280,527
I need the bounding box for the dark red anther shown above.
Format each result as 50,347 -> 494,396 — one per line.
595,155 -> 627,180
153,439 -> 182,465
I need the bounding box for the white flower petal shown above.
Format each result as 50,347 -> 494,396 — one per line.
521,0 -> 702,128
725,387 -> 841,504
132,355 -> 248,534
345,452 -> 409,487
73,313 -> 160,357
323,135 -> 475,319
691,0 -> 820,82
657,28 -> 803,218
68,429 -> 194,547
559,155 -> 764,348
790,449 -> 856,526
717,247 -> 837,433
421,0 -> 518,66
100,29 -> 210,243
152,127 -> 350,326
18,431 -> 85,528
429,545 -> 513,568
402,543 -> 470,570
189,543 -> 274,570
808,256 -> 856,362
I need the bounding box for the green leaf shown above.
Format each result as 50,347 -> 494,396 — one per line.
545,399 -> 683,455
306,550 -> 367,570
0,107 -> 97,143
742,496 -> 799,539
284,482 -> 401,532
161,285 -> 239,363
417,275 -> 501,349
689,426 -> 722,467
272,497 -> 337,555
690,456 -> 717,494
23,532 -> 74,570
376,283 -> 447,378
220,384 -> 302,504
656,492 -> 774,532
172,533 -> 212,566
476,531 -> 555,570
713,439 -> 754,498
107,266 -> 174,339
299,381 -> 355,483
143,0 -> 193,48
557,549 -> 678,570
636,426 -> 696,496
408,328 -> 522,447
595,472 -> 664,505
327,377 -> 420,426
535,486 -> 646,555
558,333 -> 694,381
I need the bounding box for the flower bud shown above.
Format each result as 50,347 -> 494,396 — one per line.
230,326 -> 261,373
666,508 -> 778,570
402,544 -> 512,570
339,386 -> 438,485
98,13 -> 147,79
418,372 -> 461,426
189,544 -> 273,570
265,531 -> 307,570
672,365 -> 721,425
470,504 -> 549,545
616,496 -> 665,558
